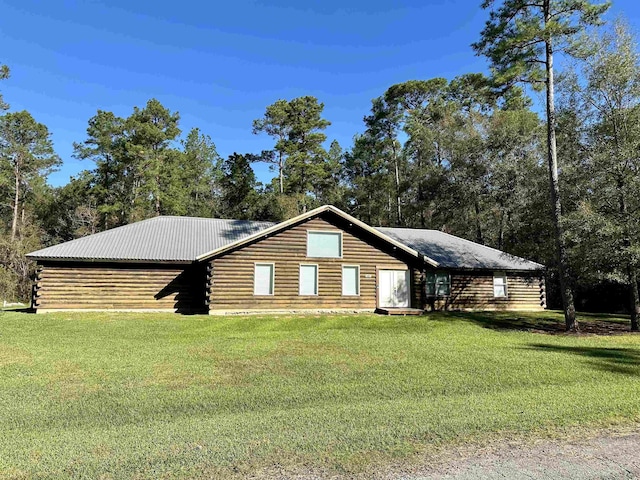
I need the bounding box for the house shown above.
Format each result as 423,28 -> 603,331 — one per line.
26,205 -> 545,314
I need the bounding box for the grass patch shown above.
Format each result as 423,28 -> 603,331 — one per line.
1,310 -> 639,478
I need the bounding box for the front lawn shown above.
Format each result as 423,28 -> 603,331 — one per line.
1,310 -> 639,478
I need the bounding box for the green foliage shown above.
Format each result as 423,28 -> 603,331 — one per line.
37,171 -> 99,242
561,22 -> 640,323
252,98 -> 293,195
473,0 -> 610,329
72,100 -> 222,227
181,128 -> 222,217
0,219 -> 42,301
473,0 -> 610,89
124,98 -> 181,218
219,153 -> 260,220
72,110 -> 127,229
344,75 -> 548,268
0,63 -> 9,110
343,133 -> 394,226
253,96 -> 332,211
315,139 -> 346,207
1,311 -> 639,477
0,110 -> 60,240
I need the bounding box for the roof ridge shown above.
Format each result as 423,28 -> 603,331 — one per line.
156,215 -> 274,223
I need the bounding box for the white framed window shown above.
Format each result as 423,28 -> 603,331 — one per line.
307,230 -> 342,258
299,264 -> 318,296
342,265 -> 360,296
254,263 -> 274,296
426,272 -> 450,296
493,273 -> 507,298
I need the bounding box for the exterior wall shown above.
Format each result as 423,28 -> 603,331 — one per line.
208,214 -> 421,311
429,271 -> 545,311
34,262 -> 207,313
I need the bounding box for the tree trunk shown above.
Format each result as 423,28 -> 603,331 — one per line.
474,199 -> 483,245
11,161 -> 20,241
155,173 -> 161,216
498,208 -> 505,251
278,152 -> 284,194
629,266 -> 640,331
394,158 -> 401,226
617,181 -> 638,332
544,3 -> 577,332
391,140 -> 402,226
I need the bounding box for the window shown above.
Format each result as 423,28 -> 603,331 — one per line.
342,265 -> 360,296
493,273 -> 507,298
299,264 -> 318,295
426,272 -> 450,296
254,263 -> 274,296
307,231 -> 342,258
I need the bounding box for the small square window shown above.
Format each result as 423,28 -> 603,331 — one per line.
493,273 -> 507,298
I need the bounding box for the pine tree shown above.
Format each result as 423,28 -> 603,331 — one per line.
473,0 -> 610,331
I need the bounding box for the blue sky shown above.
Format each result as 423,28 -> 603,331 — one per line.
1,0 -> 639,187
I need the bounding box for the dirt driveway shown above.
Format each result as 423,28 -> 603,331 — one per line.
398,430 -> 640,480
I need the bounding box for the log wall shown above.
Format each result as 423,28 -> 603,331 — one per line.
208,215 -> 421,311
429,272 -> 545,311
34,262 -> 207,312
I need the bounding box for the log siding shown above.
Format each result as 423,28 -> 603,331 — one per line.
208,215 -> 422,311
428,271 -> 545,311
34,262 -> 207,313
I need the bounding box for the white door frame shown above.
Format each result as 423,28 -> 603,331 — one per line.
377,268 -> 411,308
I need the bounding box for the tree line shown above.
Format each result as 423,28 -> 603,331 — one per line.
3,0 -> 639,332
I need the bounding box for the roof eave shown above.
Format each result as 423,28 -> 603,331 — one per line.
439,265 -> 545,272
27,256 -> 193,265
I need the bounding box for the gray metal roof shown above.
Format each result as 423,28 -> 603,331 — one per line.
27,213 -> 543,270
376,227 -> 543,271
27,216 -> 275,263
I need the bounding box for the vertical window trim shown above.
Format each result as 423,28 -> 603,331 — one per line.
306,230 -> 343,258
342,265 -> 360,296
299,263 -> 319,296
253,262 -> 275,296
493,272 -> 508,298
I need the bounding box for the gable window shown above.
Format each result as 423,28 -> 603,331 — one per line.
307,231 -> 342,258
426,272 -> 450,296
493,273 -> 507,298
254,263 -> 274,296
342,265 -> 360,296
299,264 -> 318,296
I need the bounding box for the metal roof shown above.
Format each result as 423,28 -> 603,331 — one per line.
27,216 -> 275,263
27,212 -> 544,270
377,227 -> 544,271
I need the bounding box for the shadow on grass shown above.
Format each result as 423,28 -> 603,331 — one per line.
0,307 -> 34,314
526,343 -> 640,376
443,311 -> 567,333
441,311 -> 633,335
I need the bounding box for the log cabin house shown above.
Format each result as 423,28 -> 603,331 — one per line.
27,205 -> 545,314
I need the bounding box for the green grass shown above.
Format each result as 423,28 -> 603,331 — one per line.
1,310 -> 640,478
